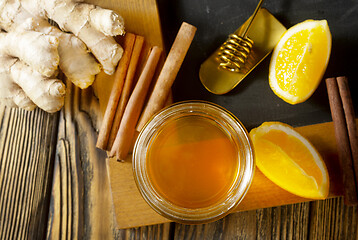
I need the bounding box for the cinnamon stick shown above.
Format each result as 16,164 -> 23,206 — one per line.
96,32 -> 136,150
136,22 -> 197,131
107,35 -> 145,150
337,76 -> 358,194
110,46 -> 163,160
326,77 -> 358,205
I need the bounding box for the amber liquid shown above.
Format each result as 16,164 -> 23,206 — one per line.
147,115 -> 239,209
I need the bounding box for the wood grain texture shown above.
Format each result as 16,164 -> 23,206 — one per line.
309,197 -> 358,239
115,223 -> 171,239
173,203 -> 310,240
46,80 -> 118,239
0,105 -> 58,240
173,197 -> 358,240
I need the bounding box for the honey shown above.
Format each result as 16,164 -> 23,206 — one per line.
133,101 -> 254,223
147,116 -> 239,208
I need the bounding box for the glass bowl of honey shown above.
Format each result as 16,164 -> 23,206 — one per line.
133,100 -> 254,224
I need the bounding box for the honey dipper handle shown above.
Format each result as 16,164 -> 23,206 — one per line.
242,0 -> 264,37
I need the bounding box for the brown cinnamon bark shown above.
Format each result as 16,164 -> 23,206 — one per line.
136,22 -> 197,131
336,76 -> 358,196
110,46 -> 163,160
96,33 -> 136,150
326,77 -> 358,205
107,35 -> 145,150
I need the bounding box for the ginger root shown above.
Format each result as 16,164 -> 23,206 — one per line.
0,0 -> 125,112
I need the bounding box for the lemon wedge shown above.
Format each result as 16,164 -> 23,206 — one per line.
269,20 -> 332,104
250,122 -> 329,199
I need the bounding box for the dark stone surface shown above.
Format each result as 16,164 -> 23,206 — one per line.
158,0 -> 358,130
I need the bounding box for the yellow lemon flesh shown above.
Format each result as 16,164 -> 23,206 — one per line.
269,20 -> 332,104
250,122 -> 329,199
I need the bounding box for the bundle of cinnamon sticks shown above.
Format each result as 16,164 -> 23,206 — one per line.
326,76 -> 358,205
96,22 -> 197,161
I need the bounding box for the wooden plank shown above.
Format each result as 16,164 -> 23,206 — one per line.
173,202 -> 310,239
108,119 -> 347,228
309,197 -> 358,239
115,223 -> 171,239
173,197 -> 357,239
0,105 -> 58,239
46,81 -> 119,239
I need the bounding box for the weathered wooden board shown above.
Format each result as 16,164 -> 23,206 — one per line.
0,105 -> 58,239
173,198 -> 358,240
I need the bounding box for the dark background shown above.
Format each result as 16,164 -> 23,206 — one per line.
157,0 -> 358,130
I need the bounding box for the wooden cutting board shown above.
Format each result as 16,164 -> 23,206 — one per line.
87,0 -> 345,230
109,120 -> 345,229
